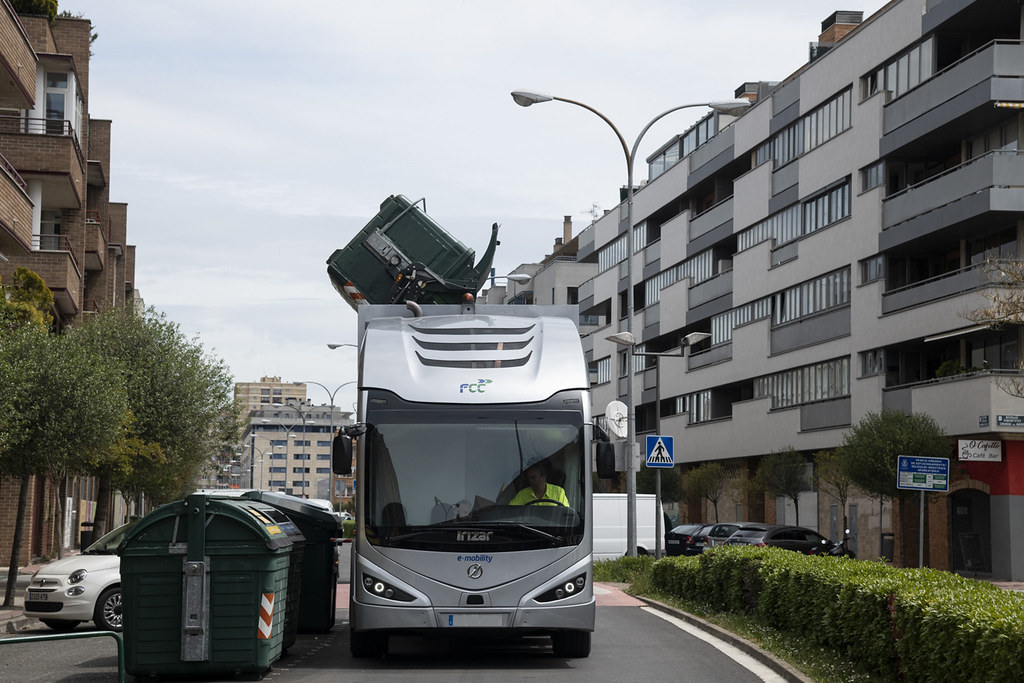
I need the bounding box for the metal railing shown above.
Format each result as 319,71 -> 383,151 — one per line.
0,115 -> 86,168
31,233 -> 81,273
0,630 -> 125,682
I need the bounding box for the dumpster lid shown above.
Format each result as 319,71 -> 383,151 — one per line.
241,491 -> 344,531
119,494 -> 301,553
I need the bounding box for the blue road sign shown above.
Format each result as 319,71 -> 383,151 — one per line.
646,435 -> 674,468
897,455 -> 949,492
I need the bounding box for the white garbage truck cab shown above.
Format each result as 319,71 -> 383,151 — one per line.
334,302 -> 615,658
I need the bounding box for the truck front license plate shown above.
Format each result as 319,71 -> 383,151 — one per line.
446,613 -> 504,627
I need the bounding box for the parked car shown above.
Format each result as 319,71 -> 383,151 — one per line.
704,521 -> 762,548
665,523 -> 705,557
679,523 -> 715,556
725,524 -> 853,556
23,521 -> 136,632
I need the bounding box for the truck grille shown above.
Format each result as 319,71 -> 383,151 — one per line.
410,323 -> 535,369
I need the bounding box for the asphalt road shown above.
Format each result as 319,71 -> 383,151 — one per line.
1,544 -> 787,682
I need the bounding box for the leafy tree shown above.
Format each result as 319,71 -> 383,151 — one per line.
754,447 -> 811,526
0,268 -> 54,332
681,462 -> 731,522
841,409 -> 949,563
9,0 -> 57,21
813,448 -> 854,532
636,464 -> 682,501
68,307 -> 243,532
0,326 -> 127,607
965,257 -> 1024,396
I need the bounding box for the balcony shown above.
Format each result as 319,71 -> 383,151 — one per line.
689,196 -> 733,244
29,234 -> 82,315
880,151 -> 1024,250
0,4 -> 35,110
881,41 -> 1024,156
84,209 -> 107,271
883,370 -> 1024,436
881,266 -> 987,314
0,116 -> 86,208
0,151 -> 32,253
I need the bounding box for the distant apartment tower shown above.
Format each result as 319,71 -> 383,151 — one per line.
235,375 -> 307,411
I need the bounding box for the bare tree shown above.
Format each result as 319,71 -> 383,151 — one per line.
965,257 -> 1024,396
682,462 -> 731,523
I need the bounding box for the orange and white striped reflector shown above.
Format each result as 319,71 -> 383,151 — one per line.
257,592 -> 274,639
343,281 -> 367,305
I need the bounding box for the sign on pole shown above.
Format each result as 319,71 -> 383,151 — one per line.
896,456 -> 949,491
645,435 -> 674,468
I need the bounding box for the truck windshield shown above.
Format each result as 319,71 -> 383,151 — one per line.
363,406 -> 585,551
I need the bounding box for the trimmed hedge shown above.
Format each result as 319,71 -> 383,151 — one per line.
647,547 -> 1024,681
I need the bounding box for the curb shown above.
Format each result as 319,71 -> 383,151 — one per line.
637,596 -> 813,683
2,614 -> 38,634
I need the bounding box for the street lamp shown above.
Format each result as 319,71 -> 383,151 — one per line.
294,380 -> 357,504
326,343 -> 358,350
607,330 -> 711,557
514,90 -> 749,557
274,401 -> 317,497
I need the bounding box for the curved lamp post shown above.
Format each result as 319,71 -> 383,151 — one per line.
511,90 -> 750,557
295,380 -> 358,503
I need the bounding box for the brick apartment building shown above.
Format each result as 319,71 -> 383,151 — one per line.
0,5 -> 138,565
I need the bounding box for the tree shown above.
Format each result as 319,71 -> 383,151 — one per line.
754,447 -> 811,526
0,326 -> 127,607
9,0 -> 57,22
814,448 -> 854,532
636,464 -> 682,501
68,307 -> 243,532
965,257 -> 1024,397
681,462 -> 731,522
841,410 -> 949,564
0,268 -> 54,332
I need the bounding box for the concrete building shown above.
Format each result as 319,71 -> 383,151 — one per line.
557,0 -> 1024,580
0,7 -> 139,565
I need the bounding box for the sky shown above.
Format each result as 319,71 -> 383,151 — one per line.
59,0 -> 888,411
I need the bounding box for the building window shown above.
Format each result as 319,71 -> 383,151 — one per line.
675,390 -> 712,424
270,453 -> 286,460
598,234 -> 628,272
861,161 -> 884,192
861,349 -> 885,376
292,481 -> 308,488
269,467 -> 286,473
862,37 -> 934,101
754,357 -> 850,409
773,268 -> 851,326
595,357 -> 611,385
711,296 -> 772,344
316,467 -> 331,474
802,179 -> 851,236
861,255 -> 884,284
292,467 -> 310,474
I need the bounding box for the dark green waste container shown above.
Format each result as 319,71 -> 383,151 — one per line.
118,493 -> 301,678
243,491 -> 343,633
326,194 -> 499,309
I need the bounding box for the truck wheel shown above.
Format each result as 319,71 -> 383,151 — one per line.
350,630 -> 388,658
552,630 -> 591,658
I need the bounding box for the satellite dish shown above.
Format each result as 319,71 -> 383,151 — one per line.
604,400 -> 628,439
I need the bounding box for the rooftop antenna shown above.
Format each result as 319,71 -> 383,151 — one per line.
581,203 -> 601,222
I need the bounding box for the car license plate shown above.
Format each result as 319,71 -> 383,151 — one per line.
445,613 -> 504,627
28,591 -> 48,601
667,539 -> 679,545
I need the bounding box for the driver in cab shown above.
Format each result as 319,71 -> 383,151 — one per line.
510,462 -> 568,506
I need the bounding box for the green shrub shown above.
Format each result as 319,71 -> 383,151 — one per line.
643,546 -> 1023,681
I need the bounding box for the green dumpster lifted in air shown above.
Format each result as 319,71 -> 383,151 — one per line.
326,194 -> 499,309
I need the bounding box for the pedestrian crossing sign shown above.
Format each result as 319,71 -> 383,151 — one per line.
645,435 -> 674,468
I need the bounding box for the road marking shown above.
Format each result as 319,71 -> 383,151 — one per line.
642,606 -> 787,682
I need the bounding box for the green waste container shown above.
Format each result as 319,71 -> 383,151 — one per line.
326,194 -> 499,309
118,493 -> 300,679
243,491 -> 343,633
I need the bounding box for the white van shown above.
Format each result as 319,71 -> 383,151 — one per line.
592,493 -> 664,560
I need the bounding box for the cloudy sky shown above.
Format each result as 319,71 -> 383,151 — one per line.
60,0 -> 886,410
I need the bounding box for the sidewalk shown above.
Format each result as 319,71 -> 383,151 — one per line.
0,558 -> 48,634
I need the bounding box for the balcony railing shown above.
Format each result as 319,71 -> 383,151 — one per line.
0,149 -> 26,191
32,233 -> 80,272
0,115 -> 85,168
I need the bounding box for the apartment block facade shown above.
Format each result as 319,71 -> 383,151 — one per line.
563,0 -> 1024,581
0,7 -> 138,564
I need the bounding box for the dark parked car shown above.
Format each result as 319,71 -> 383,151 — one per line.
704,522 -> 762,548
665,523 -> 704,557
725,524 -> 854,557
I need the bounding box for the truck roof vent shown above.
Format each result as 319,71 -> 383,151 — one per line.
409,322 -> 537,369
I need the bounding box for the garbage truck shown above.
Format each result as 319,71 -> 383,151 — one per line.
328,197 -> 616,659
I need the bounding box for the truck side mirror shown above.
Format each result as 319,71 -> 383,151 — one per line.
332,434 -> 353,475
596,441 -> 617,479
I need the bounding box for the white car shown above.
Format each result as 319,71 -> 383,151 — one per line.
23,522 -> 135,632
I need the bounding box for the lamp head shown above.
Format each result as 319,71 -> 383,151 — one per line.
511,91 -> 553,107
707,99 -> 752,116
605,331 -> 637,347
